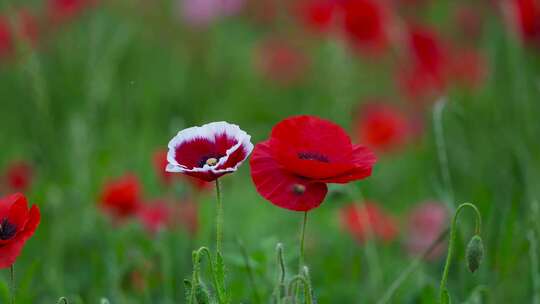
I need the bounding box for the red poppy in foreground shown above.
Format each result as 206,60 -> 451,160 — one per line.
405,202 -> 448,260
0,193 -> 40,269
4,161 -> 33,192
166,122 -> 253,182
356,102 -> 410,152
250,115 -> 376,211
100,174 -> 141,220
340,202 -> 397,243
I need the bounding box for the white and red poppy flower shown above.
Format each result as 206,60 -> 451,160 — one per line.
166,121 -> 254,182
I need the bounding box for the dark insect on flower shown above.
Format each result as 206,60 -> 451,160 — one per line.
250,115 -> 376,211
0,193 -> 40,269
166,122 -> 253,182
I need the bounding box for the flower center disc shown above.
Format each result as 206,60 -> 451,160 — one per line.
206,157 -> 218,166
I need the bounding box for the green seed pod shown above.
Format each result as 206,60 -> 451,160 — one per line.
466,235 -> 484,273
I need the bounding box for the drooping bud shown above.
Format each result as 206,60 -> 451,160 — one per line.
466,235 -> 484,273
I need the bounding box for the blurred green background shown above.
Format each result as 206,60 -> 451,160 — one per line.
0,0 -> 540,303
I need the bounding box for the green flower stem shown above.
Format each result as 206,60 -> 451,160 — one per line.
299,211 -> 308,270
439,203 -> 482,303
190,247 -> 225,304
10,264 -> 14,304
215,179 -> 223,255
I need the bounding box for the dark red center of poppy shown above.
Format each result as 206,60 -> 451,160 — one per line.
0,218 -> 17,240
297,152 -> 329,163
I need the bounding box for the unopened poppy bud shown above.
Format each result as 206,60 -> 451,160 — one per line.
466,235 -> 484,273
292,184 -> 306,195
195,282 -> 210,304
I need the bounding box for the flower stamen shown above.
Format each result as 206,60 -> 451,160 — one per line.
206,158 -> 218,166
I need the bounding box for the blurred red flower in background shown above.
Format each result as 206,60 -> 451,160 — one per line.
508,0 -> 540,47
405,202 -> 448,260
47,0 -> 95,23
100,174 -> 141,220
137,200 -> 171,235
4,161 -> 33,192
166,122 -> 253,182
0,16 -> 13,59
173,200 -> 199,236
356,102 -> 410,152
448,48 -> 488,90
454,5 -> 483,41
397,25 -> 449,104
341,0 -> 390,54
296,0 -> 338,33
250,115 -> 376,211
340,202 -> 398,243
17,9 -> 40,46
0,193 -> 40,269
153,149 -> 212,191
153,149 -> 174,186
255,38 -> 309,85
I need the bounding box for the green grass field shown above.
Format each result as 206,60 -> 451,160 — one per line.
0,0 -> 540,303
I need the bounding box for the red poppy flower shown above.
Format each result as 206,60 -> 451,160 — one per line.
255,38 -> 309,85
509,0 -> 540,47
137,200 -> 171,235
166,122 -> 253,182
405,202 -> 448,260
454,5 -> 483,41
100,174 -> 141,220
340,202 -> 397,243
250,115 -> 376,212
356,102 -> 410,152
0,16 -> 13,59
4,161 -> 33,192
341,0 -> 389,53
0,193 -> 41,269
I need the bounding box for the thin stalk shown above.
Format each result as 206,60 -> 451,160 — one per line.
528,231 -> 540,304
10,265 -> 14,304
299,211 -> 308,270
377,229 -> 449,304
433,98 -> 455,211
215,179 -> 223,254
439,203 -> 482,303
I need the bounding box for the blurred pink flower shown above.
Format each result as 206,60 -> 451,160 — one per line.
181,0 -> 245,27
17,9 -> 40,46
295,0 -> 338,33
4,161 -> 33,192
405,202 -> 448,260
448,48 -> 488,90
341,0 -> 390,54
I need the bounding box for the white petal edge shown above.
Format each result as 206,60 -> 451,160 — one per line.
166,121 -> 254,174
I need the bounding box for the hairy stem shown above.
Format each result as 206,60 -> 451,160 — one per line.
439,203 -> 482,303
215,179 -> 223,255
